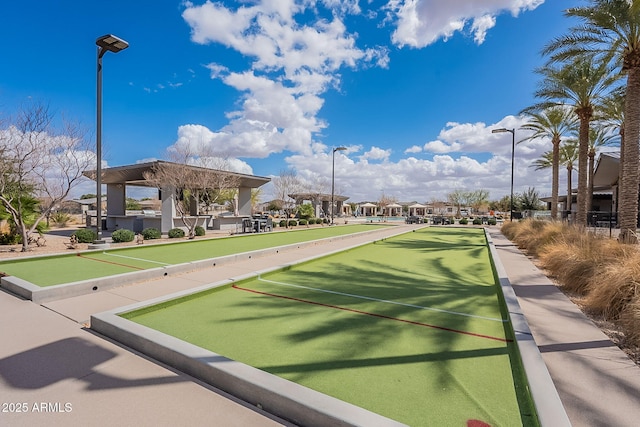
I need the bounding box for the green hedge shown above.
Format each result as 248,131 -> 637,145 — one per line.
111,229 -> 135,243
73,229 -> 97,243
168,228 -> 185,238
195,225 -> 205,236
142,227 -> 161,240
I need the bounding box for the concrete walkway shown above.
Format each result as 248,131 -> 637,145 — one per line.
1,225 -> 639,426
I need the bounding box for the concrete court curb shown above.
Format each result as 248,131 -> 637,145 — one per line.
90,226 -> 566,426
0,226 -> 397,304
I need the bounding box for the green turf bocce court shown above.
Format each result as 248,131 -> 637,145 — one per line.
113,227 -> 538,426
0,225 -> 388,287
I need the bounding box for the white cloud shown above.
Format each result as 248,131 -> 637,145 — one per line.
361,146 -> 392,161
404,145 -> 422,154
175,2 -> 554,204
282,116 -> 556,202
179,1 -> 388,160
386,0 -> 545,48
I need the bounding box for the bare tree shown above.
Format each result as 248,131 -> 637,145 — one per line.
447,189 -> 467,217
468,190 -> 490,215
143,144 -> 240,238
271,170 -> 303,227
0,102 -> 94,251
377,193 -> 396,220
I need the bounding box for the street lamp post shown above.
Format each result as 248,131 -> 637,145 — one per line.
95,34 -> 128,243
492,128 -> 516,221
331,146 -> 347,225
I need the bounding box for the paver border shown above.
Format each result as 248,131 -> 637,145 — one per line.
90,227 -> 569,426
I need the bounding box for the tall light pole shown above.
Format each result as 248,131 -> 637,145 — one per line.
492,128 -> 516,221
331,146 -> 347,225
95,34 -> 128,243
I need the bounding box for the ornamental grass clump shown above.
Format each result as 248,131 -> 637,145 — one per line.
501,219 -> 640,348
501,219 -> 565,257
621,299 -> 640,347
538,231 -> 625,296
583,250 -> 640,320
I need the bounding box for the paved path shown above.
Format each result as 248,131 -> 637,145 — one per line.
1,225 -> 639,426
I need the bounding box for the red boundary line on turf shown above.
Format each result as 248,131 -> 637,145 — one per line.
76,253 -> 146,270
232,284 -> 512,343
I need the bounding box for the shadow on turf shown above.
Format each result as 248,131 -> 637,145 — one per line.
259,346 -> 509,374
224,229 -> 514,390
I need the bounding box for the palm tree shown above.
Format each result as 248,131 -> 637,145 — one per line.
533,141 -> 579,219
529,56 -> 619,227
520,106 -> 577,219
543,0 -> 640,241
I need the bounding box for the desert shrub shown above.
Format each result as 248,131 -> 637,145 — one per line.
288,220 -> 298,227
0,233 -> 20,245
501,219 -> 566,257
142,227 -> 161,240
73,228 -> 97,243
583,250 -> 640,319
111,229 -> 135,243
472,218 -> 482,225
500,221 -> 519,240
52,212 -> 71,227
459,218 -> 468,225
488,218 -> 497,226
195,225 -> 205,236
279,220 -> 287,227
539,232 -> 628,296
620,298 -> 640,347
168,228 -> 185,238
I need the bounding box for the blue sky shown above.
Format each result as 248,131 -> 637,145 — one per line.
0,0 -> 589,203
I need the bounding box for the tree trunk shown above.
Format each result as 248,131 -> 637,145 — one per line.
575,110 -> 591,226
551,136 -> 560,220
567,165 -> 573,222
619,67 -> 640,243
617,128 -> 624,225
588,149 -> 595,218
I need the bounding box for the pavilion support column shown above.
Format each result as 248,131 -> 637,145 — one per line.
105,183 -> 126,230
237,186 -> 252,216
161,186 -> 176,234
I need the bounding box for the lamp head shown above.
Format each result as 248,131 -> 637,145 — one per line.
333,146 -> 347,153
492,128 -> 514,134
96,34 -> 129,53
